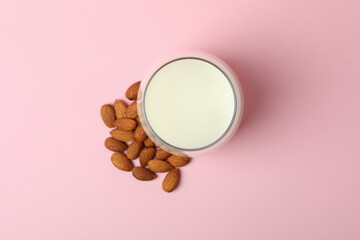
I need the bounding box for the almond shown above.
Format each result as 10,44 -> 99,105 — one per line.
162,168 -> 180,192
125,81 -> 141,100
113,118 -> 137,131
110,129 -> 135,142
139,147 -> 156,167
105,137 -> 128,152
114,99 -> 127,119
126,141 -> 144,160
135,116 -> 141,125
144,137 -> 155,147
148,159 -> 174,172
132,167 -> 156,181
134,125 -> 147,142
167,155 -> 190,167
126,101 -> 138,119
111,152 -> 133,171
155,149 -> 171,160
100,104 -> 116,128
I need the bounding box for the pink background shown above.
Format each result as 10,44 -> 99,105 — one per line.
1,0 -> 359,239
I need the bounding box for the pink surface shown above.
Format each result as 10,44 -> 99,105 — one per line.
0,0 -> 359,239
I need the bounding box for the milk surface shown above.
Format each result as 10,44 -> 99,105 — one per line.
144,58 -> 235,150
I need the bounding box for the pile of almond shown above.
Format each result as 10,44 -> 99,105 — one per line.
100,81 -> 190,192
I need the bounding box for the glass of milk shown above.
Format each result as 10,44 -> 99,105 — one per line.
137,51 -> 243,157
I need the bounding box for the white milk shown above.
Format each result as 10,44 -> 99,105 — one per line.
143,58 -> 236,150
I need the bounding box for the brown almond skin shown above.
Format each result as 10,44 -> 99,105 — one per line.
162,168 -> 180,192
126,101 -> 138,119
104,137 -> 128,152
167,155 -> 190,167
135,116 -> 141,125
110,129 -> 135,142
144,137 -> 155,147
155,149 -> 171,160
111,152 -> 133,171
114,99 -> 127,119
148,159 -> 174,172
132,167 -> 156,181
113,118 -> 137,131
139,147 -> 156,167
127,141 -> 144,160
100,104 -> 116,128
125,81 -> 141,100
134,125 -> 147,142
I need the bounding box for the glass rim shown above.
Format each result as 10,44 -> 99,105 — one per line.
137,51 -> 244,156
